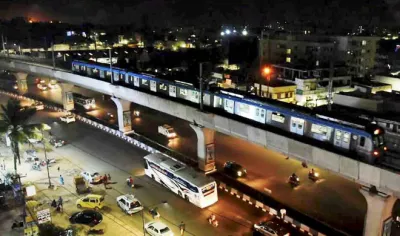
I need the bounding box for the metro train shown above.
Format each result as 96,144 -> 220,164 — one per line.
71,60 -> 387,164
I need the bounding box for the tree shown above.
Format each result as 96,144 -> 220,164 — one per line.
0,99 -> 40,174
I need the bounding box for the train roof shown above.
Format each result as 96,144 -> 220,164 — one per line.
316,104 -> 400,125
144,153 -> 213,187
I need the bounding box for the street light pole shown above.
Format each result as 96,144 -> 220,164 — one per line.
41,129 -> 52,189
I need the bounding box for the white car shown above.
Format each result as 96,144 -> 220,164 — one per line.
80,171 -> 101,183
33,102 -> 44,111
60,114 -> 76,123
158,125 -> 177,139
145,222 -> 173,236
116,194 -> 143,215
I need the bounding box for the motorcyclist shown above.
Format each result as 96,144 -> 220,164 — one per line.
290,173 -> 298,182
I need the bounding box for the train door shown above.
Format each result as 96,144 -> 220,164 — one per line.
133,76 -> 140,87
290,117 -> 305,135
334,129 -> 351,150
150,80 -> 157,92
169,85 -> 177,97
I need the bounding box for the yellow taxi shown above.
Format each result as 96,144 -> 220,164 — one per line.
76,194 -> 104,210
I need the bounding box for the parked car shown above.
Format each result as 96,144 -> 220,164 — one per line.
116,194 -> 143,215
158,124 -> 177,139
60,114 -> 76,123
223,161 -> 247,178
69,210 -> 102,226
144,221 -> 174,236
80,171 -> 101,183
76,194 -> 104,210
253,220 -> 290,236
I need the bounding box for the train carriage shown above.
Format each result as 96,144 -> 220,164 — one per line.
71,60 -> 387,164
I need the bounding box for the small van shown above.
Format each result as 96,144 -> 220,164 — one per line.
76,194 -> 104,210
158,124 -> 177,139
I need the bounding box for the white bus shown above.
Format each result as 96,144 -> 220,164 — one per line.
72,93 -> 96,110
144,153 -> 218,208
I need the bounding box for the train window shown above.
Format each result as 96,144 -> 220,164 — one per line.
360,137 -> 365,147
311,124 -> 328,136
343,133 -> 350,143
180,89 -> 187,96
271,112 -> 285,123
335,130 -> 342,140
160,83 -> 167,91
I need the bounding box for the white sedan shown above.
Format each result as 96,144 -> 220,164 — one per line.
80,171 -> 101,184
60,114 -> 76,123
145,222 -> 173,236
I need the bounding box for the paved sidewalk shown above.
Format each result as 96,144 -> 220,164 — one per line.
0,138 -> 252,236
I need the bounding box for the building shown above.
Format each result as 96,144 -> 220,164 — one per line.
294,76 -> 353,107
261,34 -> 380,78
335,36 -> 380,78
254,79 -> 297,103
262,34 -> 335,70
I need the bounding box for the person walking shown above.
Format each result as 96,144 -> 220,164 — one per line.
103,174 -> 108,189
58,196 -> 63,212
59,175 -> 64,185
179,221 -> 186,236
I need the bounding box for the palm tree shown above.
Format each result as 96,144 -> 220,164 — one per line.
0,99 -> 40,175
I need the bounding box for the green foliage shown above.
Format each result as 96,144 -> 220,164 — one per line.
38,223 -> 81,236
0,99 -> 40,174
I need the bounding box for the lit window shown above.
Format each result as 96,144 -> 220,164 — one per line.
362,40 -> 367,46
286,57 -> 291,63
286,49 -> 291,54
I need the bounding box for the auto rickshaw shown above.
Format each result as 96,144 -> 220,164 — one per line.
73,176 -> 91,194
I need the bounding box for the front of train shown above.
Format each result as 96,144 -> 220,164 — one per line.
368,125 -> 387,160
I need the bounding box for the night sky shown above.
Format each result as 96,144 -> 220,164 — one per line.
0,0 -> 398,27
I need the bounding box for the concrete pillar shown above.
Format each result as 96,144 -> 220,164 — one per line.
14,72 -> 28,93
189,123 -> 216,173
111,97 -> 132,133
59,83 -> 74,111
360,186 -> 397,236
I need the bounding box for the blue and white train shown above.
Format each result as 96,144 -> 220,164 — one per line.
72,60 -> 387,164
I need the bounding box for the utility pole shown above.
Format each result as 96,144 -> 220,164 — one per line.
328,42 -> 336,111
199,62 -> 204,111
51,42 -> 55,69
109,48 -> 113,84
1,34 -> 5,54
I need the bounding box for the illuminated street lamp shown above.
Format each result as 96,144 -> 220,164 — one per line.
262,66 -> 272,98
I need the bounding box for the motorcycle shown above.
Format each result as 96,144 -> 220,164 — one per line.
288,175 -> 300,188
207,215 -> 219,227
40,158 -> 56,167
308,171 -> 320,182
50,139 -> 66,148
11,220 -> 24,229
32,163 -> 41,171
149,208 -> 160,219
87,229 -> 104,235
